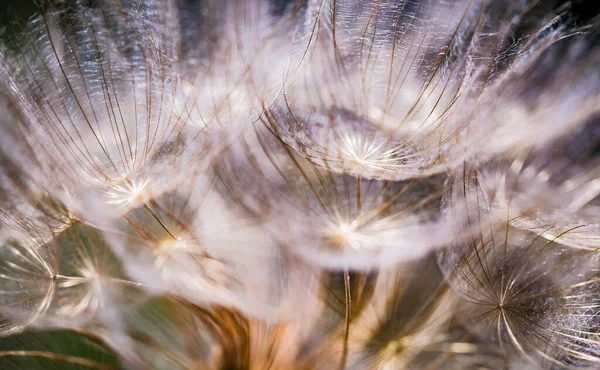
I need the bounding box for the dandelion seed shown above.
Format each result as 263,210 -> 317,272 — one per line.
217,126 -> 455,268
0,238 -> 55,336
105,178 -> 150,208
439,221 -> 600,368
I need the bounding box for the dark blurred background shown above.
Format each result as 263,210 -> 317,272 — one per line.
0,0 -> 599,29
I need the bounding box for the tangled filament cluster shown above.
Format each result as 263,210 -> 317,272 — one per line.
0,0 -> 599,369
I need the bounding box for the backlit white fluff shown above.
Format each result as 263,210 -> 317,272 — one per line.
0,0 -> 598,369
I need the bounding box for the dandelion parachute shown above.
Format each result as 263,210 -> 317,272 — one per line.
0,0 -> 598,369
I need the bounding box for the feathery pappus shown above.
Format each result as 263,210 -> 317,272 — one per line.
0,0 -> 598,369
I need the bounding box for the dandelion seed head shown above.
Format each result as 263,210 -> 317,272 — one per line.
0,0 -> 599,368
